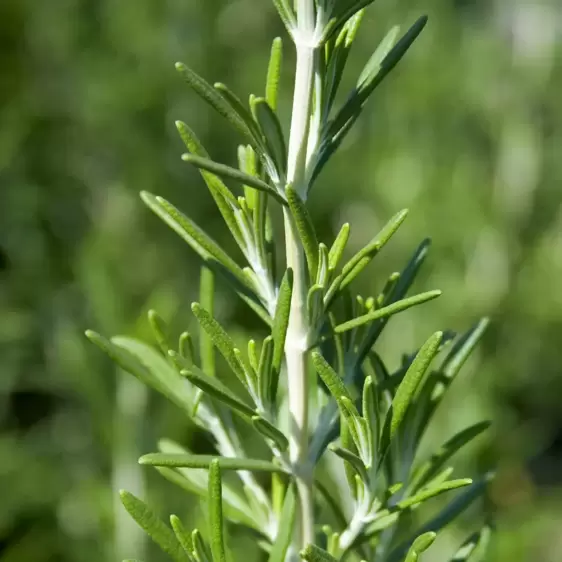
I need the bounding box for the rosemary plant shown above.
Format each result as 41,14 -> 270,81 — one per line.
88,1 -> 493,561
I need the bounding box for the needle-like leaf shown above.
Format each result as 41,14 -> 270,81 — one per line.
209,460 -> 227,562
139,453 -> 286,473
120,490 -> 190,562
266,38 -> 283,111
379,332 -> 443,460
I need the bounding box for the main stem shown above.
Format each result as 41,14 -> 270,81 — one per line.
285,0 -> 317,551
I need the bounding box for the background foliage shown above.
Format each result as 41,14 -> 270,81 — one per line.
1,0 -> 561,560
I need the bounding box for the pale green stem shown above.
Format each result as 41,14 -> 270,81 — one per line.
284,0 -> 317,552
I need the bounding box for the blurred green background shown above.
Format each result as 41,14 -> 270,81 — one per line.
1,0 -> 561,560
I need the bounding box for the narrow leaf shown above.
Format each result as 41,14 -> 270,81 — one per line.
257,336 -> 274,409
199,267 -> 216,377
191,529 -> 211,562
286,186 -> 320,279
356,239 -> 432,369
148,309 -> 170,355
266,38 -> 283,111
170,515 -> 195,560
251,97 -> 287,175
140,193 -> 249,288
328,223 -> 350,271
182,154 -> 286,205
340,209 -> 409,287
271,0 -> 297,32
175,62 -> 253,142
209,460 -> 227,562
191,303 -> 247,386
380,332 -> 444,458
268,486 -> 296,562
404,532 -> 437,562
411,421 -> 491,491
385,475 -> 493,562
86,332 -> 194,415
334,290 -> 441,334
397,479 -> 473,511
120,490 -> 189,562
312,351 -> 358,418
139,453 -> 286,473
271,268 -> 293,401
357,26 -> 401,88
329,444 -> 369,483
182,367 -> 255,418
252,416 -> 289,452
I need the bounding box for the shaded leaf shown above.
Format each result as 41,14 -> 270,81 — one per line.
120,490 -> 189,562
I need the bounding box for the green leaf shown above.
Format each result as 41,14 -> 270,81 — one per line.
360,16 -> 428,99
148,309 -> 170,355
307,284 -> 324,326
252,416 -> 289,452
328,223 -> 350,271
251,97 -> 287,176
271,268 -> 293,401
179,332 -> 195,366
316,244 -> 330,286
397,479 -> 473,511
209,460 -> 227,562
329,444 -> 369,483
155,440 -> 260,530
140,192 -> 249,289
213,83 -> 264,147
386,475 -> 493,562
356,238 -> 432,368
191,529 -> 212,562
340,209 -> 409,288
271,0 -> 297,32
357,26 -> 401,88
312,351 -> 358,419
340,416 -> 359,496
199,267 -> 216,377
404,532 -> 436,562
170,515 -> 195,560
266,38 -> 283,111
120,490 -> 189,562
181,366 -> 255,418
86,332 -> 195,415
323,11 -> 365,109
362,376 -> 379,466
411,421 -> 491,491
301,544 -> 338,562
175,121 -> 244,249
441,318 -> 490,380
449,526 -> 492,562
328,16 -> 428,141
286,186 -> 320,279
175,62 -> 254,142
268,485 -> 296,562
380,332 -> 443,459
257,336 -> 274,409
334,290 -> 441,334
191,302 -> 246,386
181,154 -> 286,204
139,453 -> 286,473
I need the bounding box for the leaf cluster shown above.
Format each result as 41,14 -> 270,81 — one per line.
87,2 -> 494,561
